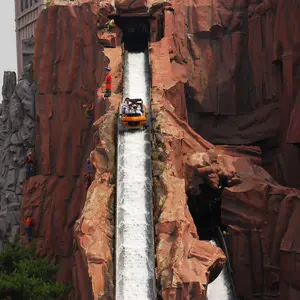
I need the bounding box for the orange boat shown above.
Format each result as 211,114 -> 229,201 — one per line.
119,98 -> 148,130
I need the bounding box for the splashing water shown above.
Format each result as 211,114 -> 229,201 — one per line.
207,240 -> 234,300
116,51 -> 155,300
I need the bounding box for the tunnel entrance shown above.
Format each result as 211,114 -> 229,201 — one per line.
112,16 -> 150,52
187,179 -> 228,241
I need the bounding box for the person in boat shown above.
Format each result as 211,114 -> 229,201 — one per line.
136,105 -> 143,115
123,98 -> 131,114
138,104 -> 144,114
132,105 -> 142,116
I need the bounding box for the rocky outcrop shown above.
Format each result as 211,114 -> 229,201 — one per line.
115,0 -> 148,12
20,4 -> 112,297
74,47 -> 122,299
14,1 -> 300,300
0,64 -> 35,248
149,6 -> 300,295
181,134 -> 300,299
220,158 -> 300,300
147,4 -> 300,296
150,0 -> 300,188
150,38 -> 227,299
98,32 -> 117,48
74,107 -> 116,300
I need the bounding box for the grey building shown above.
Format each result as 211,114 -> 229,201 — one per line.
14,0 -> 46,77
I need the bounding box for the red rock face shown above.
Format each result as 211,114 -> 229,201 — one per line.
150,37 -> 228,299
74,106 -> 117,300
21,4 -> 108,297
98,32 -> 117,48
164,0 -> 300,188
115,0 -> 148,12
221,158 -> 300,300
149,1 -> 300,298
18,1 -> 300,299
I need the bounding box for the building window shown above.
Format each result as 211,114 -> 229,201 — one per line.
22,37 -> 35,74
21,0 -> 24,12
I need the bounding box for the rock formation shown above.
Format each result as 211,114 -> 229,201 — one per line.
148,1 -> 300,298
0,63 -> 35,248
149,37 -> 227,299
13,0 -> 300,300
20,4 -> 113,297
74,47 -> 122,299
74,107 -> 116,300
115,0 -> 148,12
151,107 -> 227,299
221,159 -> 300,299
161,0 -> 300,189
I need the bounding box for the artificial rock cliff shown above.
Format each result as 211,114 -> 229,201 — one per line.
0,64 -> 35,247
20,4 -> 113,298
151,49 -> 227,298
148,0 -> 300,299
7,0 -> 300,300
74,47 -> 122,299
166,0 -> 300,189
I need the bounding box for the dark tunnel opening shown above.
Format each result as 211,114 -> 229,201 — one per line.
187,178 -> 228,241
187,178 -> 239,298
113,17 -> 150,52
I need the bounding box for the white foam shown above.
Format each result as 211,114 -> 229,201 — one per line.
207,240 -> 234,300
116,52 -> 155,300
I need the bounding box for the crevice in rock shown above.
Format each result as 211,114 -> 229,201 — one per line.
187,177 -> 228,241
149,12 -> 164,42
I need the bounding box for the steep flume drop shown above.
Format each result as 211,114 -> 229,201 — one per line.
207,240 -> 235,300
115,51 -> 156,300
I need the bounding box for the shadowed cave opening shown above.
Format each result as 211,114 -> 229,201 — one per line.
187,178 -> 228,241
112,16 -> 150,52
187,181 -> 237,299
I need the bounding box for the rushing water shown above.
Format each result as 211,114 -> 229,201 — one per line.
207,240 -> 235,300
115,51 -> 156,300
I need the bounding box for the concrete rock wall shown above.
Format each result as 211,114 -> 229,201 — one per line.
221,160 -> 300,300
148,1 -> 300,299
5,1 -> 300,299
159,0 -> 300,188
20,4 -> 109,297
0,65 -> 35,248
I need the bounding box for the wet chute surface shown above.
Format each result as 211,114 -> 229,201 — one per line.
207,240 -> 235,300
116,51 -> 155,300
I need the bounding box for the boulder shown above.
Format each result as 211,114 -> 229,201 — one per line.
115,0 -> 148,12
98,32 -> 117,48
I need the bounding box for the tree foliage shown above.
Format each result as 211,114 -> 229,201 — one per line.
0,241 -> 70,300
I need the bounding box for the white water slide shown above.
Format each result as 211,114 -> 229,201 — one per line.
115,51 -> 235,300
207,240 -> 235,300
116,51 -> 156,300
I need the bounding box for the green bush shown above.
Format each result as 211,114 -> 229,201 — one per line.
0,241 -> 70,300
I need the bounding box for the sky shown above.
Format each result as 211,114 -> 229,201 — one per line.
0,1 -> 17,92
